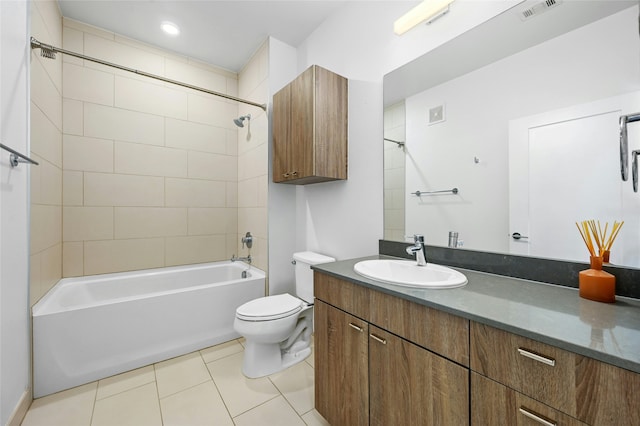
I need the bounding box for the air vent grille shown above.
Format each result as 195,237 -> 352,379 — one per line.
520,0 -> 562,21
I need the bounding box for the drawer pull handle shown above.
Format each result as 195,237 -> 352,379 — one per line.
517,348 -> 556,366
519,406 -> 557,426
349,323 -> 363,332
370,334 -> 387,345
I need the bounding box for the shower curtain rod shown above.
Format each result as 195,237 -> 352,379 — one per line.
30,37 -> 267,111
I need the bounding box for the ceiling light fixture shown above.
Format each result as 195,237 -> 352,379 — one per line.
394,0 -> 454,35
161,21 -> 180,36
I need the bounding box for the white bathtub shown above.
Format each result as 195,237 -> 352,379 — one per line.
32,261 -> 265,398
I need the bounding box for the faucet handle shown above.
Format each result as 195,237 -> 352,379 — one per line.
242,231 -> 253,249
413,234 -> 424,244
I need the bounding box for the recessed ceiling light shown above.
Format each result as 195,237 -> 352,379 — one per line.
161,21 -> 180,36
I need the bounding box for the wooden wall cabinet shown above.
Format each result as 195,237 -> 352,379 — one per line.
273,65 -> 348,184
314,272 -> 469,425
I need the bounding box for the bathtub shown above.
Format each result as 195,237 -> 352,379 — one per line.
32,261 -> 265,398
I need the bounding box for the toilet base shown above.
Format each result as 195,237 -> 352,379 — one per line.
241,341 -> 311,378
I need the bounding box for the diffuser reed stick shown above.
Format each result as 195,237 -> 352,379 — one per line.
576,220 -> 624,258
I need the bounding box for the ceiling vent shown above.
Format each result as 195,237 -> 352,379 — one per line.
519,0 -> 563,21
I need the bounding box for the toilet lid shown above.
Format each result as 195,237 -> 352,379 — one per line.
236,294 -> 303,321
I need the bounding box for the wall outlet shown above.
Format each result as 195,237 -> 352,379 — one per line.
429,104 -> 445,125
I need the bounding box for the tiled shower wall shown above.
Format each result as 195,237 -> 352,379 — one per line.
30,0 -> 63,305
30,0 -> 269,304
383,101 -> 406,242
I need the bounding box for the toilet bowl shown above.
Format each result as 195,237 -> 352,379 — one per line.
233,251 -> 334,378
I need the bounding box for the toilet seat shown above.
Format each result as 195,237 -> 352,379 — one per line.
236,294 -> 303,321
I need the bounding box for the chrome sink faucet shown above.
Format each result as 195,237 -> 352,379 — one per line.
406,234 -> 427,266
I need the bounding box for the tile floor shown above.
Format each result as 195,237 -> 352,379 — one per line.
21,339 -> 329,426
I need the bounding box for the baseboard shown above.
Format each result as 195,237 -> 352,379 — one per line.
6,388 -> 31,426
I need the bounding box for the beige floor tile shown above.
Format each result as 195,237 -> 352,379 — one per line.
96,365 -> 155,400
154,351 -> 211,398
22,382 -> 96,426
206,352 -> 280,417
301,409 -> 331,426
160,380 -> 233,426
305,346 -> 315,368
233,395 -> 305,426
269,362 -> 314,415
200,339 -> 244,364
91,382 -> 161,426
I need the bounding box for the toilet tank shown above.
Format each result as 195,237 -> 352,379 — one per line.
293,251 -> 335,303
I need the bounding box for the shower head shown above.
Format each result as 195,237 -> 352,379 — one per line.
233,114 -> 251,128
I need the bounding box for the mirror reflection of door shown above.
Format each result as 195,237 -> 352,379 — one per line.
509,92 -> 640,266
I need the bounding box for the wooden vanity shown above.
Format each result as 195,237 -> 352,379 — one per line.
313,261 -> 640,426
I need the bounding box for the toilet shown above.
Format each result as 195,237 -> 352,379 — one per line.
233,251 -> 335,378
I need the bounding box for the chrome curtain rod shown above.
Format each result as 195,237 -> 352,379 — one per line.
0,143 -> 39,167
30,37 -> 267,112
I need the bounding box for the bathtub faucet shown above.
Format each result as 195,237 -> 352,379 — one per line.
231,254 -> 252,264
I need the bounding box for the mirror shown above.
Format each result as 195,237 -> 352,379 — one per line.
383,0 -> 640,268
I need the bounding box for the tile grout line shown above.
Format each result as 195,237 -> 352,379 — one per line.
199,345 -> 236,422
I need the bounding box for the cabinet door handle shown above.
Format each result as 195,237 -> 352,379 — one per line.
291,171 -> 298,176
349,323 -> 364,332
370,333 -> 387,345
517,348 -> 556,366
518,406 -> 557,426
283,172 -> 289,178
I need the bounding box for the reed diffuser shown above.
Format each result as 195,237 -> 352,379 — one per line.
575,220 -> 623,303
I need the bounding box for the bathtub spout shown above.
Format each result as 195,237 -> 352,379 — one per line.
231,254 -> 252,264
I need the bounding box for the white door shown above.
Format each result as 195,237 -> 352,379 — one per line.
509,92 -> 640,267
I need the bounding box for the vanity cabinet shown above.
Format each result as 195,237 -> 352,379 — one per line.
471,322 -> 640,425
272,65 -> 347,185
314,272 -> 469,425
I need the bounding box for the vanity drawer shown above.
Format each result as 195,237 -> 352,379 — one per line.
471,322 -> 640,425
369,289 -> 469,366
471,372 -> 587,426
314,272 -> 369,320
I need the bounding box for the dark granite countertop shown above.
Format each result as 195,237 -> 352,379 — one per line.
312,255 -> 640,374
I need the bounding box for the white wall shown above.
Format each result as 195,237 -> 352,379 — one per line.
0,0 -> 32,423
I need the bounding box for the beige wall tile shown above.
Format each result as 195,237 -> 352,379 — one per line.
30,252 -> 43,306
237,138 -> 267,182
63,242 -> 84,277
165,235 -> 227,266
165,118 -> 227,154
115,142 -> 187,177
63,99 -> 83,135
238,207 -> 267,240
63,62 -> 114,105
238,178 -> 258,208
187,151 -> 236,181
165,58 -> 227,94
84,238 -> 165,275
31,204 -> 62,255
63,135 -> 114,172
31,102 -> 62,167
31,57 -> 63,130
115,207 -> 187,239
62,26 -> 84,66
187,94 -> 236,128
31,6 -> 62,94
63,17 -> 114,40
188,208 -> 236,235
39,159 -> 63,206
84,173 -> 164,207
84,103 -> 164,146
84,33 -> 164,75
226,182 -> 238,208
63,171 -> 83,206
40,243 -> 62,297
31,154 -> 42,204
115,76 -> 187,119
165,178 -> 226,208
63,206 -> 114,241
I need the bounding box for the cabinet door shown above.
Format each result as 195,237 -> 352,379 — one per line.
289,66 -> 314,179
314,301 -> 369,426
369,325 -> 469,426
272,83 -> 290,182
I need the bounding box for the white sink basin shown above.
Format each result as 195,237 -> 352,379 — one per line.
353,259 -> 467,289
